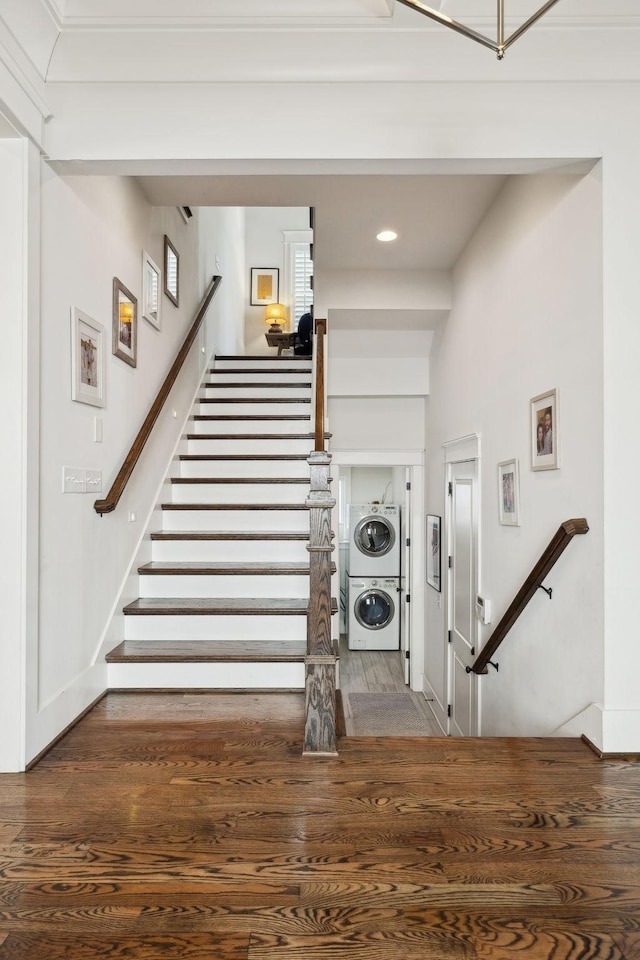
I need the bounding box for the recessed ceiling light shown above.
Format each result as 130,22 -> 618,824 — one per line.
377,230 -> 398,242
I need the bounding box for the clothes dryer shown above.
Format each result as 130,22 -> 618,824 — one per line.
348,503 -> 400,576
347,576 -> 400,651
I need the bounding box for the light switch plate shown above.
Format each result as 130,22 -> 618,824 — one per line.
63,467 -> 86,493
85,469 -> 102,494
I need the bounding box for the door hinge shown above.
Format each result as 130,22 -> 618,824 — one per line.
406,481 -> 411,491
448,630 -> 452,644
448,556 -> 453,568
406,537 -> 410,547
448,481 -> 453,496
447,704 -> 452,718
471,646 -> 475,657
405,594 -> 410,603
405,650 -> 410,660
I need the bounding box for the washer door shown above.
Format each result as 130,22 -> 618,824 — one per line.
353,516 -> 395,560
354,589 -> 394,630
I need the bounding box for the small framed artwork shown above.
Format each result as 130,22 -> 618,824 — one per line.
426,514 -> 442,592
142,250 -> 161,330
71,307 -> 105,407
498,458 -> 520,526
164,235 -> 179,307
531,388 -> 559,471
250,267 -> 279,306
112,277 -> 137,367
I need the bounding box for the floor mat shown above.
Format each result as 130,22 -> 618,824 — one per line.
347,691 -> 431,736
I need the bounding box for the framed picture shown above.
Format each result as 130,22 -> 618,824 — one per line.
498,458 -> 520,525
164,235 -> 179,307
531,388 -> 559,470
250,267 -> 279,306
71,307 -> 105,407
112,277 -> 137,367
426,514 -> 442,592
142,251 -> 161,330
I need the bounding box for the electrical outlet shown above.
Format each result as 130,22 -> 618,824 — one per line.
93,417 -> 103,442
128,511 -> 137,523
63,467 -> 86,493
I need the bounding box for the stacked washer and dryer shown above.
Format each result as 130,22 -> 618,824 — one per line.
347,503 -> 401,651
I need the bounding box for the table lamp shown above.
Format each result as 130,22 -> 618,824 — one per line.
264,303 -> 286,333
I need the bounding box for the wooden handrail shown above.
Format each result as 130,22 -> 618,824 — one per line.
314,319 -> 327,452
94,275 -> 222,515
470,518 -> 589,675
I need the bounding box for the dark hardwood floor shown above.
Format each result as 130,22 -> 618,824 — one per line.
1,692 -> 639,958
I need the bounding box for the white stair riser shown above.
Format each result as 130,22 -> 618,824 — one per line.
213,359 -> 311,371
162,508 -> 310,532
138,574 -> 310,599
180,459 -> 310,479
202,387 -> 311,400
208,372 -> 312,384
151,540 -> 310,563
187,438 -> 313,455
190,419 -> 311,436
170,483 -> 309,504
197,401 -> 311,417
108,661 -> 305,689
124,614 -> 307,641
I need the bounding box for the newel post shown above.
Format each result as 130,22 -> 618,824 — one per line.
303,450 -> 338,756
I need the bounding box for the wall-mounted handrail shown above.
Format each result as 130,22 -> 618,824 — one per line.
94,274 -> 222,515
314,319 -> 327,452
470,518 -> 589,675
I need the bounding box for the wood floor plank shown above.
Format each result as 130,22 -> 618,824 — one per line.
0,692 -> 639,959
0,932 -> 249,959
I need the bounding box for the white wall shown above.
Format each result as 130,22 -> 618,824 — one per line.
328,396 -> 426,452
328,329 -> 433,397
244,206 -> 309,355
424,171 -> 604,738
25,173 -> 244,764
198,206 -> 246,357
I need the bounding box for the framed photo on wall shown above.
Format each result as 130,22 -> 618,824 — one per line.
498,458 -> 520,525
164,235 -> 179,307
71,307 -> 105,407
250,267 -> 279,306
142,250 -> 161,330
426,514 -> 442,592
531,388 -> 559,470
112,277 -> 137,367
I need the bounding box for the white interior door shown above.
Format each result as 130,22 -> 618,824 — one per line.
400,467 -> 412,684
448,459 -> 480,736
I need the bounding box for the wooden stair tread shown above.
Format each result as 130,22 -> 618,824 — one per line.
214,354 -> 310,361
138,561 -> 333,575
106,640 -> 308,662
208,367 -> 311,375
191,415 -> 311,421
199,397 -> 311,404
123,597 -> 338,615
170,477 -> 309,484
161,502 -> 310,511
150,530 -> 311,540
186,433 -> 329,440
179,454 -> 310,461
203,381 -> 311,388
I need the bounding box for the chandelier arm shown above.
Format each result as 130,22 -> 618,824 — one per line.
503,0 -> 563,52
394,0 -> 499,54
497,0 -> 505,50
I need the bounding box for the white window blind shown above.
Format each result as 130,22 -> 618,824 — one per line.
292,244 -> 313,323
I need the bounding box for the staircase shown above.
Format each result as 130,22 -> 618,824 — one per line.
106,354 -> 336,691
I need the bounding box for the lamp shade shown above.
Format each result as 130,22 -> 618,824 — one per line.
264,303 -> 287,331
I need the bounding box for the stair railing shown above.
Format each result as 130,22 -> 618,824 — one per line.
94,275 -> 222,516
304,318 -> 338,755
469,518 -> 589,675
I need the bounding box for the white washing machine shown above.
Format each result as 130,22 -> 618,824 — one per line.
348,503 -> 400,576
347,576 -> 400,651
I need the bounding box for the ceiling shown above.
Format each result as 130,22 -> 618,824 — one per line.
138,172 -> 509,272
7,1 -> 627,275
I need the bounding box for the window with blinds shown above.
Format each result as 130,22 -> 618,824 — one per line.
291,243 -> 313,323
